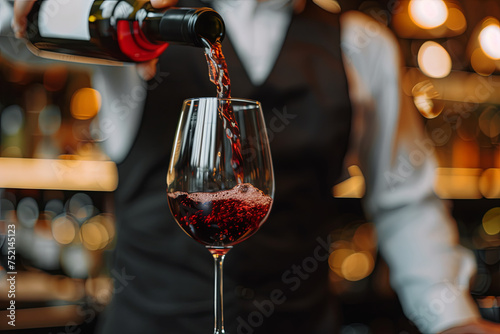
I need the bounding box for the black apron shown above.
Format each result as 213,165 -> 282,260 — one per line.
99,1 -> 352,333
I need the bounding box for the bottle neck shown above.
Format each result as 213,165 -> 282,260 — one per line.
141,8 -> 225,47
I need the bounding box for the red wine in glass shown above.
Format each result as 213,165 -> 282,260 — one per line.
168,183 -> 272,247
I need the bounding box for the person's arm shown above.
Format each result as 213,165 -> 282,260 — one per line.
340,11 -> 499,333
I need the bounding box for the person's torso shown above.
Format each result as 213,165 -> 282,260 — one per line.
109,1 -> 352,333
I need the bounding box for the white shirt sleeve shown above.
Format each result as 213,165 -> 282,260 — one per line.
90,65 -> 145,163
340,11 -> 481,333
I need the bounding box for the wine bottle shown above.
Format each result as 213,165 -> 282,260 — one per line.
24,0 -> 225,65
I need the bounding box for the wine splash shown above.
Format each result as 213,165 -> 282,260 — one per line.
203,38 -> 244,183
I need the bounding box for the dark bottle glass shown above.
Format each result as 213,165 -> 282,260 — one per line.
25,0 -> 225,65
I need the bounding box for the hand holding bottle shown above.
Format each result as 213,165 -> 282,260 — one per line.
137,0 -> 179,80
11,0 -> 179,80
12,0 -> 35,38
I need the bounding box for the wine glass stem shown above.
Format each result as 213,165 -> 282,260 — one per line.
213,253 -> 226,334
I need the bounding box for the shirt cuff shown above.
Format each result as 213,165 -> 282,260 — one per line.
407,282 -> 481,333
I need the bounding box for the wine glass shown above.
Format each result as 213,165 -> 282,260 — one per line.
166,98 -> 274,333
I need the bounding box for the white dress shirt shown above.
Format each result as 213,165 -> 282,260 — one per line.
340,11 -> 480,333
0,0 -> 481,332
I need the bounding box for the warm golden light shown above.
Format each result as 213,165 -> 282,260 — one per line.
328,248 -> 354,277
312,0 -> 340,13
471,48 -> 496,76
409,0 -> 448,29
392,1 -> 466,39
333,165 -> 365,198
480,169 -> 500,199
52,215 -> 78,245
418,41 -> 452,78
482,207 -> 500,236
412,80 -> 443,118
341,252 -> 374,282
89,214 -> 116,247
0,158 -> 118,191
80,221 -> 108,251
434,168 -> 482,199
446,7 -> 467,33
479,21 -> 500,60
333,165 -> 500,200
70,88 -> 101,120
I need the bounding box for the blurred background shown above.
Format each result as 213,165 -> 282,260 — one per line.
1,0 -> 500,333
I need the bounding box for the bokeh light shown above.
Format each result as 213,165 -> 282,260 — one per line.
434,168 -> 482,199
478,106 -> 500,138
328,248 -> 354,276
17,197 -> 39,229
52,214 -> 78,245
409,0 -> 448,29
332,165 -> 365,198
479,20 -> 500,60
1,105 -> 24,136
68,193 -> 94,223
392,1 -> 466,39
79,214 -> 115,251
91,214 -> 116,246
482,208 -> 500,236
45,199 -> 65,217
418,41 -> 452,78
1,198 -> 15,217
328,223 -> 377,282
80,219 -> 109,251
412,80 -> 443,118
446,7 -> 467,33
341,252 -> 374,282
480,169 -> 500,199
471,48 -> 496,76
60,244 -> 90,278
70,88 -> 101,120
312,0 -> 340,13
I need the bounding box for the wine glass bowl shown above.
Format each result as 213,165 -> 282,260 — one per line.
167,98 -> 274,249
166,97 -> 274,333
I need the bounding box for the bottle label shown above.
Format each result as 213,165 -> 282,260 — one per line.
38,0 -> 94,40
